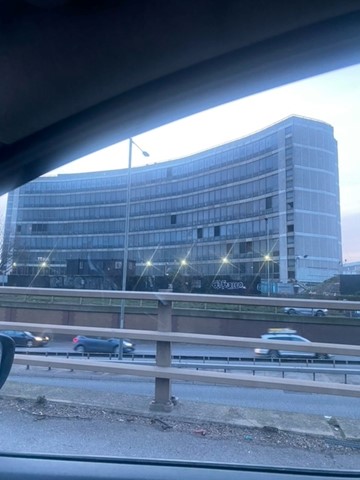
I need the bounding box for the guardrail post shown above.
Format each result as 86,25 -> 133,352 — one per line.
150,300 -> 173,412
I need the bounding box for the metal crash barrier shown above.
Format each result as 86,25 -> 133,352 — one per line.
1,288 -> 360,411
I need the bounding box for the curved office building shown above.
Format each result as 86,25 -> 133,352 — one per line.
3,116 -> 341,293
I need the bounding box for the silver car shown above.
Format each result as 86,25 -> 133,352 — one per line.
282,307 -> 328,317
254,328 -> 330,359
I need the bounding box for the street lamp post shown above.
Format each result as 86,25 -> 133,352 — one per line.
145,260 -> 153,290
265,217 -> 270,296
118,138 -> 149,359
264,254 -> 271,296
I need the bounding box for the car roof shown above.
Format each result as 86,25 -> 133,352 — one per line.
267,328 -> 297,334
1,1 -> 360,193
262,334 -> 308,340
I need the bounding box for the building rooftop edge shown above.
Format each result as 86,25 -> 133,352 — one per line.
40,114 -> 333,180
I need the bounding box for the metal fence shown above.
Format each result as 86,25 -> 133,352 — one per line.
1,287 -> 360,411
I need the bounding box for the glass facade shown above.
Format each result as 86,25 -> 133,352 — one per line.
2,116 -> 341,290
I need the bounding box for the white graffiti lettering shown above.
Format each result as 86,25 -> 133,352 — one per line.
211,280 -> 245,290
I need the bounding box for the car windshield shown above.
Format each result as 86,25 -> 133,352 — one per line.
0,63 -> 360,472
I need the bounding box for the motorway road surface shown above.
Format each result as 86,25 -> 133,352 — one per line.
16,340 -> 360,362
18,340 -> 256,357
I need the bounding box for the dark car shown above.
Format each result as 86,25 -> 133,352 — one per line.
0,330 -> 50,348
72,335 -> 135,354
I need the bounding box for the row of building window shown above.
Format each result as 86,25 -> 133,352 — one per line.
23,215 -> 280,243
18,200 -> 277,234
17,197 -> 278,227
15,218 -> 280,250
19,217 -> 279,241
13,252 -> 336,272
12,262 -> 280,278
20,162 -> 278,209
18,179 -> 279,225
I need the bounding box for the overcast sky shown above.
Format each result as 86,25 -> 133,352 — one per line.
49,63 -> 360,263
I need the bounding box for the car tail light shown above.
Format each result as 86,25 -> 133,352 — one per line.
72,337 -> 78,343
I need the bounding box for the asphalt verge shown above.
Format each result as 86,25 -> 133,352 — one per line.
2,380 -> 360,441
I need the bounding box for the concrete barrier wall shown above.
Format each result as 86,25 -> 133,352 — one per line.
0,304 -> 359,345
171,312 -> 360,344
